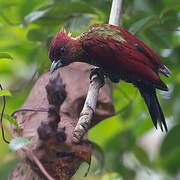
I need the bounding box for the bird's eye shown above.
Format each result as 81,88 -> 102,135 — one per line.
60,47 -> 66,54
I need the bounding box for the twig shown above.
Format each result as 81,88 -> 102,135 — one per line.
22,147 -> 55,180
30,151 -> 55,180
72,0 -> 122,143
11,108 -> 48,117
0,84 -> 10,143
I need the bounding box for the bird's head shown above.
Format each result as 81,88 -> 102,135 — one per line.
48,28 -> 80,73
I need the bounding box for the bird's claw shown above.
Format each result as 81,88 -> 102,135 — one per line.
90,68 -> 105,87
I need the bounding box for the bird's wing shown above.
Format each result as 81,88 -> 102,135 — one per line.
81,24 -> 169,90
109,24 -> 171,77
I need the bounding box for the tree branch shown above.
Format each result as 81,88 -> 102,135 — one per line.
72,0 -> 122,143
109,0 -> 122,26
72,72 -> 104,143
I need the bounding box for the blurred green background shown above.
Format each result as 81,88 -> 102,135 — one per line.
0,0 -> 180,179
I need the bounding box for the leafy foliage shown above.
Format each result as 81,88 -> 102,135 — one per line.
0,90 -> 12,96
3,114 -> 18,129
0,53 -> 13,60
9,137 -> 30,152
0,0 -> 179,179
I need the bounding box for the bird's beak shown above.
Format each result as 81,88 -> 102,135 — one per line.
50,59 -> 63,74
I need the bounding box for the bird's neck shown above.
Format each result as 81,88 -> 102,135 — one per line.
69,38 -> 90,63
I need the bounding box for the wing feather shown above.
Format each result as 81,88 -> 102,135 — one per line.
81,24 -> 169,90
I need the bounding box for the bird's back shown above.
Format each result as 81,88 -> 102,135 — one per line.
80,24 -> 170,91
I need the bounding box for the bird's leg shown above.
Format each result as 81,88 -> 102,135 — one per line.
90,67 -> 105,87
72,68 -> 105,143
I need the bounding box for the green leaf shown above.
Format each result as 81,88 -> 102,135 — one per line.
24,9 -> 50,24
50,2 -> 95,15
104,130 -> 135,152
160,147 -> 180,174
0,159 -> 18,180
159,8 -> 179,30
129,16 -> 154,35
160,124 -> 180,157
134,117 -> 153,137
133,145 -> 151,167
18,0 -> 44,18
92,142 -> 104,175
0,90 -> 12,96
66,14 -> 92,31
24,2 -> 95,26
102,173 -> 122,180
27,29 -> 46,41
134,0 -> 150,11
144,24 -> 172,49
9,137 -> 30,152
0,53 -> 13,60
173,96 -> 180,120
4,114 -> 18,129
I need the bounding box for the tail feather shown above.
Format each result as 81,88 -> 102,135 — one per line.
159,64 -> 171,78
137,84 -> 168,132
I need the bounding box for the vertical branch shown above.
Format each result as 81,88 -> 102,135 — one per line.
72,73 -> 104,143
109,0 -> 122,26
72,0 -> 122,143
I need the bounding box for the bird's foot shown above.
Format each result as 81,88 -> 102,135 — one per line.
90,68 -> 105,87
109,75 -> 120,83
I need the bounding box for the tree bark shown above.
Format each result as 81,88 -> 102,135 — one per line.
9,63 -> 114,180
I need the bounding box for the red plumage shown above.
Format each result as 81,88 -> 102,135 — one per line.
48,23 -> 171,131
81,24 -> 170,90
